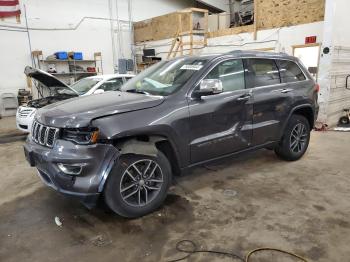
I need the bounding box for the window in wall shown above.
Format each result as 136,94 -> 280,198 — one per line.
100,78 -> 124,91
205,59 -> 245,91
244,59 -> 280,89
277,60 -> 306,83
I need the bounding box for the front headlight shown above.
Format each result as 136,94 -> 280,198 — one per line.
61,127 -> 99,145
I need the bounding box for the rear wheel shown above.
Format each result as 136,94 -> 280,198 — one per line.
275,115 -> 310,161
104,151 -> 172,218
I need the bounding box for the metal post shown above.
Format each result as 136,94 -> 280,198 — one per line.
24,4 -> 34,67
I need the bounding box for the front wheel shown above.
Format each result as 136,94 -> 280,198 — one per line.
104,151 -> 172,218
275,115 -> 311,161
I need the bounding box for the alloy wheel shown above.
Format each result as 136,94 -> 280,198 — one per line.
119,159 -> 164,207
289,123 -> 308,153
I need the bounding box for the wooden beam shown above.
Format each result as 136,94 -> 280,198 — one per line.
189,11 -> 193,55
253,0 -> 258,40
180,36 -> 183,56
172,41 -> 181,58
204,10 -> 208,46
167,28 -> 180,59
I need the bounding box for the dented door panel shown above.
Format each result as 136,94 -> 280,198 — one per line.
188,90 -> 253,164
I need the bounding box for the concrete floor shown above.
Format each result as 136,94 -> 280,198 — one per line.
0,125 -> 349,261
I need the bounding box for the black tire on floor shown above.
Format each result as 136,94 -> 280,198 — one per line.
339,116 -> 350,125
104,151 -> 172,218
275,114 -> 311,161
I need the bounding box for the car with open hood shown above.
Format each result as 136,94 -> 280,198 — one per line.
24,51 -> 319,218
16,66 -> 134,132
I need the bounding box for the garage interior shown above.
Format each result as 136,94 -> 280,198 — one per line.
0,0 -> 350,262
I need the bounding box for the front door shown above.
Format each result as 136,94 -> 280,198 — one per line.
188,59 -> 253,164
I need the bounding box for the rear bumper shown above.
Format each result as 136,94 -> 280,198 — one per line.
24,136 -> 119,206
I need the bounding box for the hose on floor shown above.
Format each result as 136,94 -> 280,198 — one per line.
167,239 -> 308,262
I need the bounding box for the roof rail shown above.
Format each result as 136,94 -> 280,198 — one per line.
226,50 -> 290,57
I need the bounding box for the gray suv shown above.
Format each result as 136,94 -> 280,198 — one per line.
24,51 -> 319,218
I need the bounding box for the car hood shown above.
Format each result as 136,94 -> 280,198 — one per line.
35,91 -> 165,128
24,66 -> 79,96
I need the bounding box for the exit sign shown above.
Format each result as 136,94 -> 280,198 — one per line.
305,36 -> 317,44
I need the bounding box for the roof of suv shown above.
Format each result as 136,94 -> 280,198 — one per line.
193,50 -> 297,62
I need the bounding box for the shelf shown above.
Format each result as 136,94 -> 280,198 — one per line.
40,59 -> 97,63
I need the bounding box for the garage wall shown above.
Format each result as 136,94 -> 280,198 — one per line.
136,21 -> 324,62
204,22 -> 324,55
0,0 -> 196,95
256,0 -> 325,30
317,0 -> 350,126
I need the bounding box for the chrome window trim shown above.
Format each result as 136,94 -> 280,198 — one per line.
187,56 -> 310,98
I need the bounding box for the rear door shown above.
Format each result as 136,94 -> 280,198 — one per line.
188,58 -> 253,164
244,58 -> 288,146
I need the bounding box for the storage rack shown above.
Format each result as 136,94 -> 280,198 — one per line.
31,51 -> 103,84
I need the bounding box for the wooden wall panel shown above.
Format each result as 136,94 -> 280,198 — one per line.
207,25 -> 254,38
257,0 -> 325,30
134,1 -> 325,42
208,0 -> 325,38
134,11 -> 199,43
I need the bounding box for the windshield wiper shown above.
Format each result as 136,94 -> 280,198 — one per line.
125,89 -> 150,95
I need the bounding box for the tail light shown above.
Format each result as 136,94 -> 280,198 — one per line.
314,83 -> 320,93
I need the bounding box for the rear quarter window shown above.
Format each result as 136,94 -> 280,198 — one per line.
277,60 -> 306,83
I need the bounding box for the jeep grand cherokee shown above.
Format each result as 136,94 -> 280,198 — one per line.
24,51 -> 319,218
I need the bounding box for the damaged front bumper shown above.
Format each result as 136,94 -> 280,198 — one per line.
24,136 -> 119,207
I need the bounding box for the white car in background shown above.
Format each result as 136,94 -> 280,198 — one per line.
16,66 -> 134,132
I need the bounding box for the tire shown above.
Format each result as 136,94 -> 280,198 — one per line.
275,115 -> 311,161
339,116 -> 350,125
104,151 -> 172,218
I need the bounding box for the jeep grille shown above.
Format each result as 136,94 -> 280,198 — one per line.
31,121 -> 59,148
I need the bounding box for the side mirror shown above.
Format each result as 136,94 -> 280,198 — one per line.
193,79 -> 223,98
94,89 -> 104,94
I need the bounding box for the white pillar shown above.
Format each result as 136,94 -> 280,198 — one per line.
318,0 -> 350,125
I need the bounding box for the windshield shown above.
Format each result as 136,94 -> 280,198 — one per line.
70,78 -> 102,95
55,87 -> 78,96
121,57 -> 209,96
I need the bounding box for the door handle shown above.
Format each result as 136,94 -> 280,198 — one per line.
280,88 -> 293,93
237,93 -> 252,101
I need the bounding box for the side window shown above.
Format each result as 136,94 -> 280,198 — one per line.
244,59 -> 280,89
99,78 -> 124,91
277,60 -> 306,83
204,59 -> 245,92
